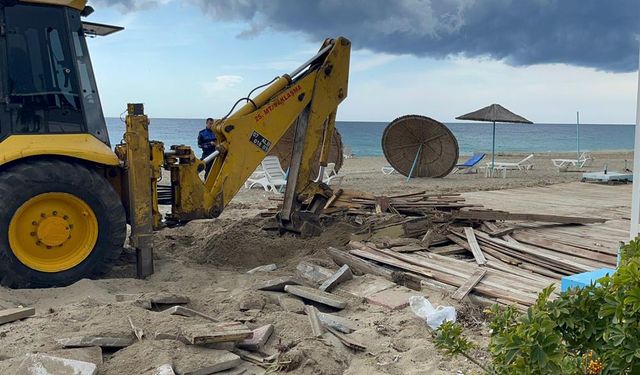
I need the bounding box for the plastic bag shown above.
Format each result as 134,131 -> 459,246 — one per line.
409,296 -> 456,330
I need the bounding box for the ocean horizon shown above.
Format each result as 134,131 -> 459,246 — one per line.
106,118 -> 635,157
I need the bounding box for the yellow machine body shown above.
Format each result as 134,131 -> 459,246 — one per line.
0,134 -> 120,168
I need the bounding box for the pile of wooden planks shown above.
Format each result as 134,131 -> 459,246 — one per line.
322,190 -> 613,308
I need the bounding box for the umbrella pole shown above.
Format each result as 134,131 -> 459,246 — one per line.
491,121 -> 496,177
406,144 -> 423,183
576,111 -> 580,160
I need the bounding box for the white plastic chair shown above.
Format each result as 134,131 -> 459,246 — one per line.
323,162 -> 344,186
244,156 -> 287,193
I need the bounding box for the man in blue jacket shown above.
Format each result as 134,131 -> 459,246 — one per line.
197,118 -> 217,177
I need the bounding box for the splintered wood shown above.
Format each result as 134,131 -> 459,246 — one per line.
322,189 -> 615,308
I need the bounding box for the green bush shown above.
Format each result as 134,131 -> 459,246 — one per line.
435,237 -> 640,375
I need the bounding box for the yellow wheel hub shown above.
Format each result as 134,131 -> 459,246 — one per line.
8,193 -> 98,273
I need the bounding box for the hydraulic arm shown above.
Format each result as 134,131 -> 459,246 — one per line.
163,37 -> 350,228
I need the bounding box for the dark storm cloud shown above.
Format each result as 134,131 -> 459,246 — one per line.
99,0 -> 640,72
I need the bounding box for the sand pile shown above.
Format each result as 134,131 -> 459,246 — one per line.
154,217 -> 355,270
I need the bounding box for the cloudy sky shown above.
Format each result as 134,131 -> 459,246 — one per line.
87,0 -> 639,124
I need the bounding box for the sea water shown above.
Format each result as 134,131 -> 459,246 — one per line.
106,118 -> 634,157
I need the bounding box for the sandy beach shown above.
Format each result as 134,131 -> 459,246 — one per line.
0,150 -> 634,375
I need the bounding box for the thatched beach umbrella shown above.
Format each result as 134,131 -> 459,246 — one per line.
456,104 -> 533,171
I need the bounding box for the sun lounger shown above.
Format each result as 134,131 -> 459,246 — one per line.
452,153 -> 486,174
485,154 -> 534,178
552,152 -> 593,170
323,163 -> 345,186
244,156 -> 288,192
381,165 -> 397,175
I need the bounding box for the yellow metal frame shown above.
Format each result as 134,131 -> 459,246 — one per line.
166,37 -> 351,222
8,192 -> 98,273
0,134 -> 120,168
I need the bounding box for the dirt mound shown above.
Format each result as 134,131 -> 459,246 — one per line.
154,217 -> 355,270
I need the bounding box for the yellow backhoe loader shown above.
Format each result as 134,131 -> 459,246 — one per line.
0,0 -> 350,288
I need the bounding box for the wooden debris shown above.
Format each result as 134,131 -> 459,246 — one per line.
305,305 -> 324,337
451,269 -> 487,301
326,327 -> 366,351
311,189 -> 613,308
295,261 -> 335,284
455,209 -> 606,224
284,285 -> 347,309
327,247 -> 393,279
237,324 -> 274,351
0,307 -> 35,325
463,227 -> 487,266
255,276 -> 301,292
163,306 -> 219,322
318,313 -> 360,334
128,316 -> 144,342
319,265 -> 353,292
57,336 -> 134,349
182,323 -> 252,345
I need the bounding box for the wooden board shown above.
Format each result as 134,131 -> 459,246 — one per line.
463,227 -> 487,265
451,269 -> 487,301
0,307 -> 35,325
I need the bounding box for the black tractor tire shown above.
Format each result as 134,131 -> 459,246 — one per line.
0,159 -> 126,288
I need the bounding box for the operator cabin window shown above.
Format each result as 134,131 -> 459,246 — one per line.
5,6 -> 85,134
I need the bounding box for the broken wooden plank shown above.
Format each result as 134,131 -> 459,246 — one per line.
57,336 -> 134,349
304,305 -> 324,338
0,307 -> 35,325
451,269 -> 487,301
162,306 -> 219,322
455,209 -> 606,224
463,227 -> 487,266
324,189 -> 344,210
326,326 -> 366,351
237,324 -> 274,352
319,265 -> 353,292
327,247 -> 393,278
182,323 -> 252,345
284,285 -> 347,309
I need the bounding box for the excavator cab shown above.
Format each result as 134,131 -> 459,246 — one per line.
0,1 -> 120,144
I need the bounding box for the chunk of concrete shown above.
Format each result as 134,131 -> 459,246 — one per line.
46,347 -> 103,367
255,276 -> 301,292
174,350 -> 241,375
56,336 -> 134,349
318,312 -> 360,334
246,264 -> 277,274
284,285 -> 347,310
319,265 -> 353,292
238,294 -> 266,312
277,294 -> 305,314
0,307 -> 35,325
295,261 -> 335,285
237,324 -> 274,351
366,287 -> 416,311
338,274 -> 395,299
8,354 -> 97,375
154,364 -> 176,375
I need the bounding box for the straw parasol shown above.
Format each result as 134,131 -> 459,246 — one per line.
456,104 -> 533,171
382,115 -> 459,179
